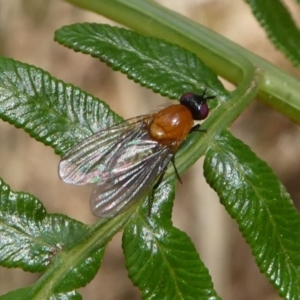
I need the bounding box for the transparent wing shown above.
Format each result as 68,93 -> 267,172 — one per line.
59,116 -> 173,217
91,139 -> 172,217
59,116 -> 149,185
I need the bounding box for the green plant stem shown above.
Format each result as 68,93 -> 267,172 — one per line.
65,0 -> 300,123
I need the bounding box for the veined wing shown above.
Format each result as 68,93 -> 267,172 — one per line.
90,137 -> 173,217
59,116 -> 150,185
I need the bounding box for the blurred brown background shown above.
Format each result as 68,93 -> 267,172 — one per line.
0,0 -> 300,299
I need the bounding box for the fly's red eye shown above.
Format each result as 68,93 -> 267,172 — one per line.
198,102 -> 209,119
180,90 -> 215,121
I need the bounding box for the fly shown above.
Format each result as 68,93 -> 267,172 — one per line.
59,90 -> 215,217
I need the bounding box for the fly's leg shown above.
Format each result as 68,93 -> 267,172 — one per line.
189,124 -> 207,133
170,156 -> 182,183
147,156 -> 182,216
